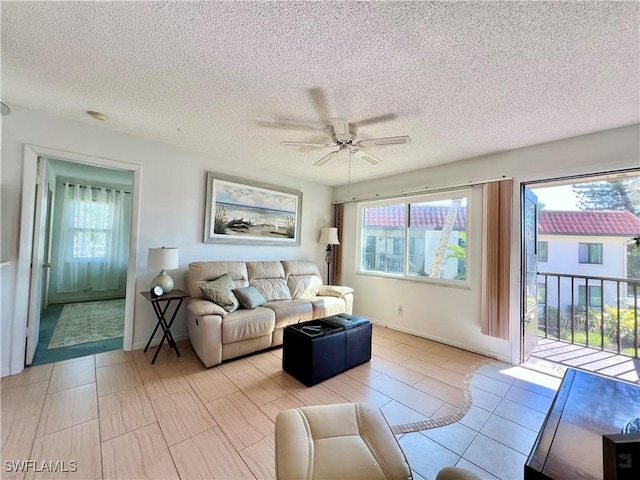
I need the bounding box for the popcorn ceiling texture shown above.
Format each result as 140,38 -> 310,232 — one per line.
1,2 -> 638,186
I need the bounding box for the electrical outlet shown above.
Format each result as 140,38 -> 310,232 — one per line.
398,305 -> 403,316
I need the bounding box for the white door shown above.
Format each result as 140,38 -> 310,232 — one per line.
25,158 -> 49,365
522,188 -> 539,362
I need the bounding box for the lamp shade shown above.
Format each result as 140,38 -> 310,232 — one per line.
319,227 -> 340,245
147,247 -> 179,270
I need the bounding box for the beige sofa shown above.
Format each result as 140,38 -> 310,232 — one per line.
185,260 -> 354,367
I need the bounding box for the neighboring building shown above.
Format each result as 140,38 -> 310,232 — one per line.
537,210 -> 640,309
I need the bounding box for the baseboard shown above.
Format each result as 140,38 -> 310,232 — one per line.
368,318 -> 513,364
131,333 -> 188,351
1,367 -> 11,378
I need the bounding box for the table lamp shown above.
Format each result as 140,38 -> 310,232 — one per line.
319,227 -> 340,284
148,247 -> 179,293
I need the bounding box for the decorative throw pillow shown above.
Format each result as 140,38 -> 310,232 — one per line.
200,274 -> 239,313
232,285 -> 267,309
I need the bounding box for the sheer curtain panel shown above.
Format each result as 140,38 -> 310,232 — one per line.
57,183 -> 130,293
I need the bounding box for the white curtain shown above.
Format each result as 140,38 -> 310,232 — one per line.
57,183 -> 130,293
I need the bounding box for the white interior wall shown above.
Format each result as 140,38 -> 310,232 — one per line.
335,125 -> 640,363
1,105 -> 333,377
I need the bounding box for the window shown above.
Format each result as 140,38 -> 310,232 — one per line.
70,200 -> 114,259
359,191 -> 469,284
578,285 -> 602,307
578,243 -> 602,264
538,241 -> 548,262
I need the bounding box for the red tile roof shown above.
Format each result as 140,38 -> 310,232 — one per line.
364,205 -> 466,229
539,210 -> 640,236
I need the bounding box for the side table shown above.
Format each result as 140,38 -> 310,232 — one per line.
140,288 -> 190,364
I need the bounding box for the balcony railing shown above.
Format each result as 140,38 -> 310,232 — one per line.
537,271 -> 639,358
362,253 -> 426,274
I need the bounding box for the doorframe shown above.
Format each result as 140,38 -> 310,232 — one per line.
11,144 -> 141,375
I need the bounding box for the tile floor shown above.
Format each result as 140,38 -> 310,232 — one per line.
1,325 -> 562,480
399,361 -> 561,480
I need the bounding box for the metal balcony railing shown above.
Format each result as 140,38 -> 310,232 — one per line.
362,253 -> 426,274
537,272 -> 639,359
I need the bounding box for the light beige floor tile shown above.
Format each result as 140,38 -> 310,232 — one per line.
28,420 -> 101,479
368,374 -> 445,418
414,376 -> 465,407
48,358 -> 95,394
381,400 -> 430,426
371,344 -> 411,364
130,346 -> 177,372
392,343 -> 450,366
344,362 -> 382,383
101,423 -> 179,479
1,415 -> 40,479
38,383 -> 98,436
172,350 -> 207,377
323,373 -> 393,408
402,357 -> 467,388
227,368 -> 288,406
96,361 -> 141,396
246,350 -> 285,377
98,386 -> 156,441
205,391 -> 274,450
239,433 -> 276,480
441,359 -> 479,375
370,356 -> 425,386
95,349 -> 132,368
1,364 -> 53,390
139,364 -> 189,400
1,381 -> 48,425
429,344 -> 487,365
170,427 -> 254,480
372,324 -> 394,337
259,394 -> 305,422
217,356 -> 254,376
387,331 -> 438,349
371,335 -> 402,349
54,354 -> 95,366
184,367 -> 238,403
151,388 -> 216,446
273,373 -> 346,405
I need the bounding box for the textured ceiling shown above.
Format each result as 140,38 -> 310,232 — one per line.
2,2 -> 638,186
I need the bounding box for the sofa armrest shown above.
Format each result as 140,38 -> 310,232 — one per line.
187,299 -> 227,317
318,285 -> 354,299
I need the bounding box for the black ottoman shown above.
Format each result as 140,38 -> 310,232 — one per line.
282,314 -> 372,386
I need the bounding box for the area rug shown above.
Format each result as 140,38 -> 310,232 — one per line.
48,299 -> 125,349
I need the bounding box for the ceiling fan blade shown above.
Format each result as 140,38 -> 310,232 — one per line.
352,149 -> 382,165
281,141 -> 334,148
357,135 -> 411,148
331,118 -> 351,141
313,149 -> 340,166
352,113 -> 397,128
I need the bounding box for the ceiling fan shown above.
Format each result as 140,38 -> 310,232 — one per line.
281,117 -> 411,166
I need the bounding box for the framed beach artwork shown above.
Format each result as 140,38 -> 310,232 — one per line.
204,172 -> 302,246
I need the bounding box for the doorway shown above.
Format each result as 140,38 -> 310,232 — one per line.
30,158 -> 134,365
11,145 -> 141,375
520,169 -> 640,383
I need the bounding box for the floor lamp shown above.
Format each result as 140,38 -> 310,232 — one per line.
319,227 -> 340,284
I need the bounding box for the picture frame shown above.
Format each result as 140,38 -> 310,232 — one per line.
204,172 -> 302,246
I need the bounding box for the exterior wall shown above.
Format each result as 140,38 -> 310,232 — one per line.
334,124 -> 639,364
1,105 -> 333,377
539,234 -> 630,309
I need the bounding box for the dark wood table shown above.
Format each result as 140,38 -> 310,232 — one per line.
525,368 -> 640,480
140,289 -> 189,364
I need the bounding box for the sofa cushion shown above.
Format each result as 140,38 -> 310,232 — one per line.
319,285 -> 354,298
283,260 -> 323,298
187,261 -> 249,299
187,299 -> 227,317
222,308 -> 275,344
199,274 -> 239,313
233,286 -> 267,309
307,296 -> 346,318
263,299 -> 314,329
248,261 -> 291,301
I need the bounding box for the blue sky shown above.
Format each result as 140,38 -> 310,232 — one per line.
531,185 -> 579,210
